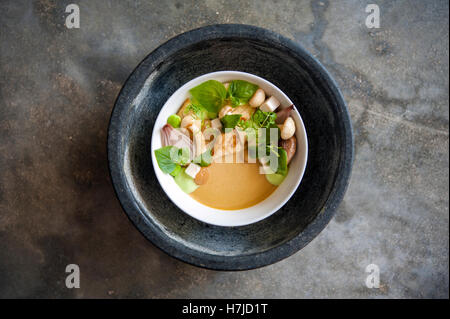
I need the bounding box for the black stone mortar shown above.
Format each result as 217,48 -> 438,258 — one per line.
108,24 -> 353,270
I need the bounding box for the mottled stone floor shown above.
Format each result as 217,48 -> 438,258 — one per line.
0,0 -> 448,298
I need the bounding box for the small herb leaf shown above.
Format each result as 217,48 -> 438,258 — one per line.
193,149 -> 213,167
252,109 -> 277,129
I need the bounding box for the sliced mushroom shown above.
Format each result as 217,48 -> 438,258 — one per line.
161,124 -> 193,157
280,135 -> 297,164
281,117 -> 295,140
185,163 -> 201,179
249,88 -> 266,107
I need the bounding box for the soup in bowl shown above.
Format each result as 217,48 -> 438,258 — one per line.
151,71 -> 307,226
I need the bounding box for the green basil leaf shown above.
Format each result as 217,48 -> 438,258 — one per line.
189,80 -> 227,114
276,148 -> 288,176
193,149 -> 213,167
154,146 -> 177,174
228,80 -> 258,106
154,146 -> 190,174
185,100 -> 210,120
230,96 -> 241,107
176,147 -> 190,166
264,146 -> 287,176
170,164 -> 181,177
221,114 -> 242,129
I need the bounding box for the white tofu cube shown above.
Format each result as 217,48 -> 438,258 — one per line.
211,118 -> 222,129
185,163 -> 201,179
259,164 -> 275,175
259,156 -> 270,165
259,96 -> 280,112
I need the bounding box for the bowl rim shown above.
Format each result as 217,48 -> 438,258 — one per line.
150,70 -> 309,227
107,24 -> 354,270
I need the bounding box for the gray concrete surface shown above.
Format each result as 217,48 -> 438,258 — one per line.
0,0 -> 448,298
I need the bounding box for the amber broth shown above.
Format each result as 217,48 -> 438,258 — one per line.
190,161 -> 277,210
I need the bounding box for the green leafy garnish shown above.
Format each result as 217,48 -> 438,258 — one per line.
237,109 -> 276,131
264,147 -> 288,186
240,109 -> 279,159
276,147 -> 288,176
185,102 -> 209,120
221,114 -> 242,129
170,164 -> 181,177
175,147 -> 190,166
252,109 -> 277,129
266,173 -> 286,186
154,146 -> 190,174
237,118 -> 252,129
154,146 -> 177,174
193,149 -> 213,167
265,123 -> 280,146
227,80 -> 258,107
189,80 -> 227,114
174,168 -> 199,193
266,144 -> 280,158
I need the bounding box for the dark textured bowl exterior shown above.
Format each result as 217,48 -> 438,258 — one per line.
108,24 -> 353,270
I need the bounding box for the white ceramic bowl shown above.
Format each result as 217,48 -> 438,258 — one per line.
151,71 -> 308,227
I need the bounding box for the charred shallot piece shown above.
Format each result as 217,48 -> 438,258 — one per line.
161,124 -> 193,157
275,104 -> 294,124
280,135 -> 297,164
